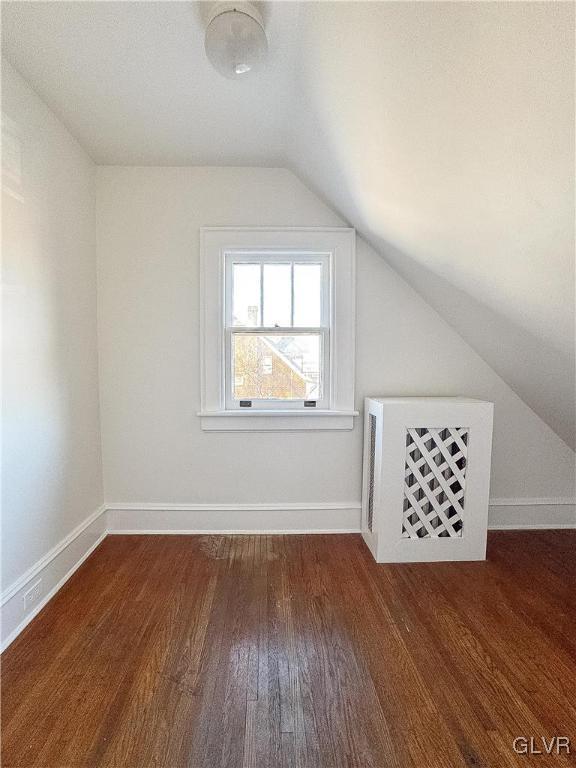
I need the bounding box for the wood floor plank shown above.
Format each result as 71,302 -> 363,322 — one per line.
322,536 -> 467,768
2,531 -> 575,767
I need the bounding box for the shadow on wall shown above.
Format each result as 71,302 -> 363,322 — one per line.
370,233 -> 576,451
290,165 -> 575,451
287,0 -> 574,452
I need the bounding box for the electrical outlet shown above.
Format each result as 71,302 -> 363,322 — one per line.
22,579 -> 42,612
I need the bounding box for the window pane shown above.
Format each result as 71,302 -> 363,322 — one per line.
263,264 -> 291,327
293,263 -> 322,327
232,334 -> 322,400
232,264 -> 261,326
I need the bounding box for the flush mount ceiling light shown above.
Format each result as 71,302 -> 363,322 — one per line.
205,2 -> 268,80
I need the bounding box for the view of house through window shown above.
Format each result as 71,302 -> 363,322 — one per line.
232,333 -> 322,401
226,254 -> 329,407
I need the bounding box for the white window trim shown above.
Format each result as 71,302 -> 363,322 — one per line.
199,227 -> 357,431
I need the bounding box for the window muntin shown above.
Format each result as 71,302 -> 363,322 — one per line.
225,252 -> 330,409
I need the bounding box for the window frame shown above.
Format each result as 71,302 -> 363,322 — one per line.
199,228 -> 357,431
224,250 -> 331,410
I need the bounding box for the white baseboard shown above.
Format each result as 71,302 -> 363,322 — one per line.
488,498 -> 576,530
106,502 -> 362,534
1,505 -> 107,652
2,496 -> 573,652
107,499 -> 575,534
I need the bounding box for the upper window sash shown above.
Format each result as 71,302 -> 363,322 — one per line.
224,251 -> 330,331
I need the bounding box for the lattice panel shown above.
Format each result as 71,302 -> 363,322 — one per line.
367,414 -> 376,532
402,427 -> 468,539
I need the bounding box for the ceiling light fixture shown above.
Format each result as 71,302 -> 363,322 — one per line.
205,2 -> 268,80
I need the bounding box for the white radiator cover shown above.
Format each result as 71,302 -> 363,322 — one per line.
361,397 -> 494,562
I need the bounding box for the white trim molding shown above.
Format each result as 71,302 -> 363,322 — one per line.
1,505 -> 107,652
106,502 -> 362,534
488,497 -> 576,530
197,410 -> 358,431
2,496 -> 573,652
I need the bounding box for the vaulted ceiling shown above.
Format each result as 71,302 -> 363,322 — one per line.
2,1 -> 574,447
290,1 -> 575,449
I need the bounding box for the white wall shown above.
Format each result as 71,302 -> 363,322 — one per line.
96,167 -> 575,514
2,61 -> 103,594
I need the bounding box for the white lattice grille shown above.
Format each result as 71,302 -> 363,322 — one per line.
402,427 -> 468,539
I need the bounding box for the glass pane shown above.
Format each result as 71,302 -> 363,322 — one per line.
263,264 -> 292,327
232,333 -> 322,400
293,263 -> 322,327
232,263 -> 261,326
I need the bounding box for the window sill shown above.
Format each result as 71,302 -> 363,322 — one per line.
198,409 -> 359,432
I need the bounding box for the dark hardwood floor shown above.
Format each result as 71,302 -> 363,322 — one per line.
1,532 -> 575,767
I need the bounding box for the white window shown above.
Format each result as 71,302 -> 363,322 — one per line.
200,228 -> 357,431
225,251 -> 330,410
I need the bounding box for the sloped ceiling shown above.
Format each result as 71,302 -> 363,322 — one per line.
2,1 -> 574,446
289,1 -> 575,448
